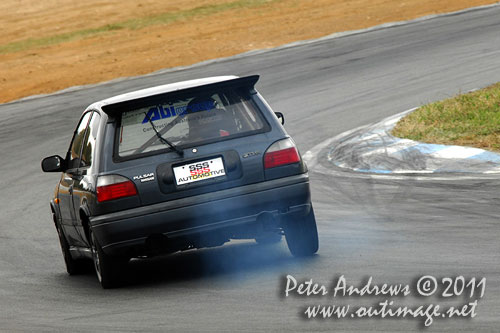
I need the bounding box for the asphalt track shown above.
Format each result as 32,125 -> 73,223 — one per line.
1,5 -> 500,332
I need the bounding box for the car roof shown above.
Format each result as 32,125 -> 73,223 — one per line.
86,75 -> 239,111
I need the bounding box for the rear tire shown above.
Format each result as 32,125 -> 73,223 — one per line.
90,230 -> 127,289
284,207 -> 319,257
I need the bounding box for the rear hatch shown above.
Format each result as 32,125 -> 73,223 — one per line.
101,76 -> 282,206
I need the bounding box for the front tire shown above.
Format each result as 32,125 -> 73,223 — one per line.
284,207 -> 319,257
90,230 -> 127,289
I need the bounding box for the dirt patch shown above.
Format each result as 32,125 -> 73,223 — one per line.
1,0 -> 497,103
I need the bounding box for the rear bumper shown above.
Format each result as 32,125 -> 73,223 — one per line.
90,173 -> 311,256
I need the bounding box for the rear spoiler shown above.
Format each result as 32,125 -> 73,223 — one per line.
102,75 -> 260,115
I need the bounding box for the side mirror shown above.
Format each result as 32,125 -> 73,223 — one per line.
275,112 -> 285,125
41,155 -> 65,172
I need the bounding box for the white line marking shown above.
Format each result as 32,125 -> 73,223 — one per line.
430,146 -> 485,159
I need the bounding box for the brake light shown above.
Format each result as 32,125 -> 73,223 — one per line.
264,138 -> 300,169
97,175 -> 137,202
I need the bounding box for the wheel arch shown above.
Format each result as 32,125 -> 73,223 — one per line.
49,200 -> 60,226
79,205 -> 91,243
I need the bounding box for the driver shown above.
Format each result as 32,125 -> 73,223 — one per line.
186,96 -> 237,141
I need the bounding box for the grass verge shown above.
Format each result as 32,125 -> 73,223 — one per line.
0,0 -> 276,54
392,82 -> 500,152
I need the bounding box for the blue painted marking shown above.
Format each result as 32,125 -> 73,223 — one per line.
355,168 -> 393,174
467,151 -> 500,163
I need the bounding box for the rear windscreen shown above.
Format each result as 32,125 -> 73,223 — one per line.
116,89 -> 267,157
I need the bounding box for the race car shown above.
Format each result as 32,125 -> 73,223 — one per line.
42,75 -> 318,288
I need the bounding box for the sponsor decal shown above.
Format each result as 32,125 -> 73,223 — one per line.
142,100 -> 215,124
177,169 -> 225,183
174,157 -> 225,185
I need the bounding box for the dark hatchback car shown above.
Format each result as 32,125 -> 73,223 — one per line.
42,75 -> 318,288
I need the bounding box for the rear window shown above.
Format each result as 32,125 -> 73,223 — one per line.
116,89 -> 268,158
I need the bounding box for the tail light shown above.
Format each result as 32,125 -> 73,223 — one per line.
264,138 -> 300,169
97,175 -> 137,202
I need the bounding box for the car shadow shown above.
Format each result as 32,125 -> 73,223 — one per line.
115,240 -> 318,288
